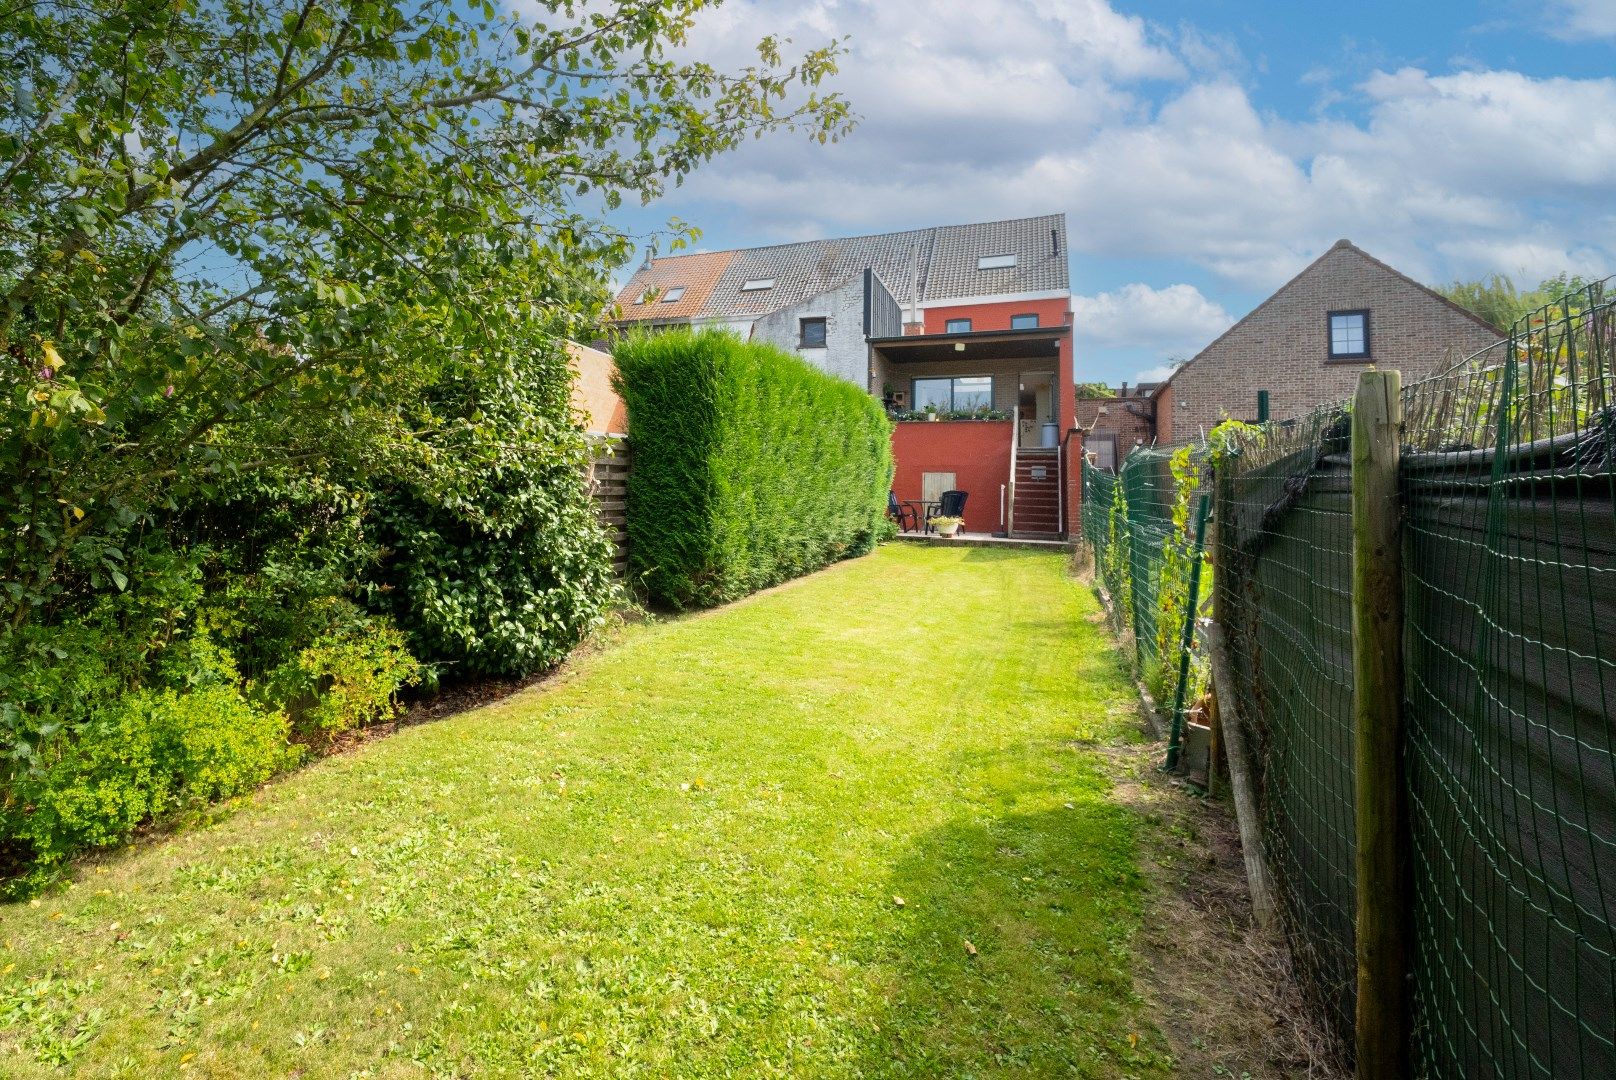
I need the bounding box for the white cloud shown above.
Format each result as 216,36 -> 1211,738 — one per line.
571,0 -> 1616,297
1133,362 -> 1183,384
1546,0 -> 1616,39
1073,282 -> 1233,355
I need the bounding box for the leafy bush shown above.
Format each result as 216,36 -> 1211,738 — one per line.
3,686 -> 292,894
264,620 -> 421,741
364,333 -> 620,679
613,329 -> 892,609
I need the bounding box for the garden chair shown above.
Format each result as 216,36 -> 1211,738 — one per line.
888,490 -> 920,533
926,489 -> 968,533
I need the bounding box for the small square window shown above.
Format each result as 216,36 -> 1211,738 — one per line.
1329,310 -> 1370,358
740,277 -> 775,292
945,318 -> 972,334
660,286 -> 685,303
977,254 -> 1017,270
800,317 -> 827,348
1010,313 -> 1039,330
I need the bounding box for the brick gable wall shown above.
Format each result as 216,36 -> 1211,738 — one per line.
1155,242 -> 1501,444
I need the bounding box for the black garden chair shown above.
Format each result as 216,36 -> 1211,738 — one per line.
925,489 -> 968,533
888,490 -> 920,533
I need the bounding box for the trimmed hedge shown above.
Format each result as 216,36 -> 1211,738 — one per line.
613,329 -> 892,608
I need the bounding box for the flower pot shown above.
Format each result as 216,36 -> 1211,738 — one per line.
936,522 -> 961,538
926,413 -> 939,422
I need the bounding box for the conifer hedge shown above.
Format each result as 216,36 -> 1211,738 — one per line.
613,329 -> 892,608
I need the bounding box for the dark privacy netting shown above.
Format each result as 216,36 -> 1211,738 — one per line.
1207,279 -> 1616,1075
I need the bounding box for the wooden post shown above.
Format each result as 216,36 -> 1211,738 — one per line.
1204,623 -> 1279,931
1351,369 -> 1409,1080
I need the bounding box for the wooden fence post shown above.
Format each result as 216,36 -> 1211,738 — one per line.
1351,369 -> 1409,1079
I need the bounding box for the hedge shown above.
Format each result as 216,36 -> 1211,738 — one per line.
613,329 -> 893,608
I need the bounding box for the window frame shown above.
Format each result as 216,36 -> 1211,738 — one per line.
1009,313 -> 1040,330
976,253 -> 1017,270
799,316 -> 827,348
1327,308 -> 1371,361
912,374 -> 994,414
944,317 -> 973,334
659,286 -> 686,304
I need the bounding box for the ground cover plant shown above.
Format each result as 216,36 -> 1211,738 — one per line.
613,328 -> 892,608
0,1 -> 851,892
0,545 -> 1174,1077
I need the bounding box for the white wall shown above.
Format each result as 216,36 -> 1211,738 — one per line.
749,276 -> 870,387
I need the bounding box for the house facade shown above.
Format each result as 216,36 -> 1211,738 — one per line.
611,215 -> 1078,538
1150,240 -> 1502,445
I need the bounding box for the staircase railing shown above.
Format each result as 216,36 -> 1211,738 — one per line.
1007,405 -> 1019,535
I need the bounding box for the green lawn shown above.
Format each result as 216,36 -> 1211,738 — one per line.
0,544 -> 1171,1078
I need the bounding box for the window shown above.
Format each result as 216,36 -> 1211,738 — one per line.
1010,313 -> 1039,330
1328,309 -> 1370,359
944,318 -> 972,334
977,254 -> 1017,270
799,317 -> 827,348
913,375 -> 992,413
740,277 -> 775,292
660,286 -> 685,303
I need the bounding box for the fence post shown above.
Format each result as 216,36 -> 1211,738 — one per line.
1350,369 -> 1408,1079
1163,492 -> 1210,771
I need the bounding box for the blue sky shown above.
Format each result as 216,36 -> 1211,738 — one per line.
588,0 -> 1616,385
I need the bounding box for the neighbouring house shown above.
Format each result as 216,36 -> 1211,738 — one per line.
1074,383 -> 1157,471
568,341 -> 627,436
610,214 -> 1078,538
1150,239 -> 1503,445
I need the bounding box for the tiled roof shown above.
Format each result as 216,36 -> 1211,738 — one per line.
612,214 -> 1067,324
611,249 -> 735,322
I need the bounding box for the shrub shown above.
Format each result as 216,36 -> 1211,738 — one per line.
3,686 -> 293,894
264,619 -> 421,740
613,329 -> 892,608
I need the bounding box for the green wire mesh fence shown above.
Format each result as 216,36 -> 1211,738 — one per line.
1401,278 -> 1615,1078
1206,277 -> 1616,1074
1081,445 -> 1213,725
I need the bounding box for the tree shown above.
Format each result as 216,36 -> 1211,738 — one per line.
1439,272 -> 1598,333
0,0 -> 852,629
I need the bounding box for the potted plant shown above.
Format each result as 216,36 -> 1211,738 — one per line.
930,515 -> 963,538
924,403 -> 939,422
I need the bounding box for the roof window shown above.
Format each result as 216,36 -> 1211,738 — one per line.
660,286 -> 685,303
740,278 -> 776,292
977,254 -> 1017,270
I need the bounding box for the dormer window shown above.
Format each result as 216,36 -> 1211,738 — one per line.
740,278 -> 775,292
977,254 -> 1016,270
660,287 -> 685,303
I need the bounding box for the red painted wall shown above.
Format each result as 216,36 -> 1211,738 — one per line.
891,421 -> 1013,534
923,298 -> 1069,335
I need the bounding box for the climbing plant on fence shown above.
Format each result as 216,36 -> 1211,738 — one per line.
612,329 -> 893,610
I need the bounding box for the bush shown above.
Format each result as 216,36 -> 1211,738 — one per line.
4,686 -> 293,894
613,329 -> 892,608
264,619 -> 421,740
365,334 -> 620,679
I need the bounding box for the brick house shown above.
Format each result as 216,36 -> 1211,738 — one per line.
610,215 -> 1079,538
1151,240 -> 1502,445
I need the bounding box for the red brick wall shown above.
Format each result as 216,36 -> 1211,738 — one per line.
891,421 -> 1013,534
923,298 -> 1069,335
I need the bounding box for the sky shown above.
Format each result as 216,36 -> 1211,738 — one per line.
583,0 -> 1616,385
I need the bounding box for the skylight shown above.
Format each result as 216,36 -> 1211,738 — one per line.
661,286 -> 686,303
977,254 -> 1017,270
740,278 -> 776,292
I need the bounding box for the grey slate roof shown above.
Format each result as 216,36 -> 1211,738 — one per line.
615,214 -> 1067,323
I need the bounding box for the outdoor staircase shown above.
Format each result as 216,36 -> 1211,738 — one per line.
1011,448 -> 1061,538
